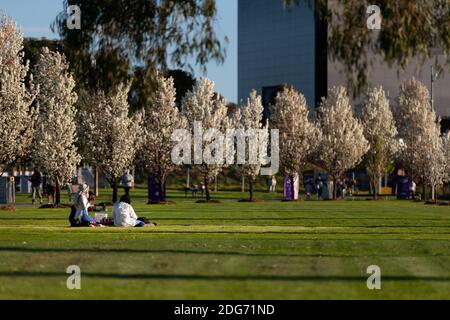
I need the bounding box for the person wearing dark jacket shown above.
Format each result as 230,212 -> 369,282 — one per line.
29,168 -> 42,205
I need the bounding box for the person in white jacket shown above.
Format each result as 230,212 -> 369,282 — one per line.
112,195 -> 145,227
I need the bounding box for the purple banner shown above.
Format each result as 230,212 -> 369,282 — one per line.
284,178 -> 293,200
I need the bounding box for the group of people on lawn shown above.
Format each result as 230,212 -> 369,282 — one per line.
28,168 -> 152,228
70,183 -> 156,228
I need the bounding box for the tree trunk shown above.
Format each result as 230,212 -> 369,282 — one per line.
371,176 -> 378,200
290,175 -> 295,201
448,183 -> 450,205
186,167 -> 190,188
332,175 -> 337,200
423,183 -> 427,202
158,179 -> 166,203
204,176 -> 210,201
249,179 -> 253,202
94,166 -> 99,197
55,178 -> 61,205
112,178 -> 118,203
7,167 -> 15,205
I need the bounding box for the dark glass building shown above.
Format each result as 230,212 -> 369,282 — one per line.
238,0 -> 450,130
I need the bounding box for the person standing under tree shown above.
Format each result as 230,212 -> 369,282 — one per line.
29,168 -> 42,205
270,176 -> 277,192
44,175 -> 56,205
315,174 -> 326,200
121,170 -> 134,197
410,180 -> 417,200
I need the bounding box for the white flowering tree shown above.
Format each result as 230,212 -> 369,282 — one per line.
32,47 -> 80,205
238,90 -> 268,202
181,77 -> 232,202
141,73 -> 187,203
80,84 -> 143,203
361,86 -> 398,199
444,132 -> 450,182
443,132 -> 450,200
271,86 -> 319,200
0,16 -> 37,175
316,86 -> 369,199
396,79 -> 446,200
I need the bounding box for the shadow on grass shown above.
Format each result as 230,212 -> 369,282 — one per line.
3,217 -> 450,223
0,271 -> 449,282
1,246 -> 450,258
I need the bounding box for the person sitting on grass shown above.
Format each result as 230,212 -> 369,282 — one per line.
87,192 -> 107,212
112,195 -> 156,228
72,184 -> 102,227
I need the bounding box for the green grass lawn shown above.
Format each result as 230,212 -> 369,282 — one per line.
1,188 -> 450,300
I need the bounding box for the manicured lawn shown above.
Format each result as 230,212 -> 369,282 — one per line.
1,188 -> 450,299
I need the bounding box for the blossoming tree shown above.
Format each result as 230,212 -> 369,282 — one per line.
443,132 -> 450,199
271,86 -> 319,200
0,16 -> 37,175
316,86 -> 369,199
396,79 -> 446,200
141,73 -> 187,203
80,84 -> 144,203
32,47 -> 80,204
444,132 -> 450,181
181,77 -> 232,201
361,86 -> 398,199
238,90 -> 268,202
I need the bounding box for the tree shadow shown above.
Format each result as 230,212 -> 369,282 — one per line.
0,271 -> 449,282
0,246 -> 449,258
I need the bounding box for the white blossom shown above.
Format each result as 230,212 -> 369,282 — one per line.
0,16 -> 37,174
33,48 -> 80,202
316,86 -> 369,199
181,77 -> 232,201
361,86 -> 398,198
141,73 -> 187,201
443,132 -> 450,183
80,83 -> 143,202
270,86 -> 319,199
396,79 -> 446,196
238,90 -> 267,201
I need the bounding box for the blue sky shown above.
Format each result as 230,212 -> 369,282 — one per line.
0,0 -> 238,102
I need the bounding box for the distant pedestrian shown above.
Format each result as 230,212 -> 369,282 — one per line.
121,170 -> 134,196
270,176 -> 277,192
44,175 -> 56,205
29,168 -> 42,205
199,182 -> 206,197
410,180 -> 417,200
315,174 -> 326,199
336,178 -> 344,199
348,177 -> 356,196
